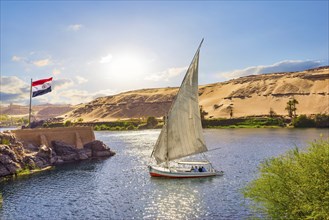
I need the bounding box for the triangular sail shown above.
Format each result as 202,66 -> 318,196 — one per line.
152,40 -> 207,164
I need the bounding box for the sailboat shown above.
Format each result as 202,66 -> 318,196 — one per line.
148,39 -> 224,178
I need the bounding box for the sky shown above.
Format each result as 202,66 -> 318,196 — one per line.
1,1 -> 328,106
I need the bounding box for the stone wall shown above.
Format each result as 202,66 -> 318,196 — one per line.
0,128 -> 114,178
12,127 -> 95,149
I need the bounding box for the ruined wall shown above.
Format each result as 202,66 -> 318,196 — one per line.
12,127 -> 95,149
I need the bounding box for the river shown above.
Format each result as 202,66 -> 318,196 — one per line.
0,128 -> 327,219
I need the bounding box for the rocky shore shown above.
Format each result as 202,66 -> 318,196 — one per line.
0,130 -> 115,178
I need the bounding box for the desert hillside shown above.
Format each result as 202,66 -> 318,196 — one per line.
63,66 -> 329,122
0,104 -> 74,120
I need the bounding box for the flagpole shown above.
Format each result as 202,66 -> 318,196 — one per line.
28,78 -> 32,128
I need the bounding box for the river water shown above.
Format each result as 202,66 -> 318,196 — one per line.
0,128 -> 327,219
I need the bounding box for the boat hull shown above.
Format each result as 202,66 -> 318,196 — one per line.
148,165 -> 223,178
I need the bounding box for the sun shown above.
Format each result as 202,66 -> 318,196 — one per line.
110,52 -> 148,77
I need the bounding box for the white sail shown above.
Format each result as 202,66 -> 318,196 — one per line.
152,41 -> 207,164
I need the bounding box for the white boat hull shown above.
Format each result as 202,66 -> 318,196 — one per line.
148,165 -> 223,178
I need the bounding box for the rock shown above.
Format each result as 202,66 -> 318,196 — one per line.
34,157 -> 48,168
60,154 -> 78,162
36,145 -> 52,159
51,141 -> 78,156
83,140 -> 115,157
51,141 -> 79,162
0,130 -> 115,178
50,156 -> 58,164
93,150 -> 116,157
78,152 -> 89,160
25,143 -> 39,152
29,120 -> 44,128
54,158 -> 64,165
0,164 -> 11,176
0,154 -> 12,164
0,144 -> 23,177
78,148 -> 92,160
12,142 -> 25,155
0,145 -> 18,162
80,148 -> 92,158
5,162 -> 20,173
23,156 -> 36,169
84,140 -> 108,151
0,131 -> 16,144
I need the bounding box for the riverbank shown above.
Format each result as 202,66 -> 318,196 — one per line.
0,128 -> 115,180
1,114 -> 328,132
33,115 -> 329,130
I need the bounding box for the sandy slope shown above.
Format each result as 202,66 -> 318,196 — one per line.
64,66 -> 328,122
0,104 -> 74,120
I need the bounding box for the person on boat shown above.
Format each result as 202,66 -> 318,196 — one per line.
198,166 -> 203,172
201,166 -> 207,172
193,166 -> 198,172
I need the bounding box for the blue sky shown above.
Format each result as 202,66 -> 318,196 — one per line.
1,1 -> 328,105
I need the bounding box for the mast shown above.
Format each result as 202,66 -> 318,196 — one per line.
28,78 -> 32,128
166,114 -> 169,168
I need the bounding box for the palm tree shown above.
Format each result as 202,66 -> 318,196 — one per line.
285,97 -> 298,118
291,98 -> 299,118
227,105 -> 234,119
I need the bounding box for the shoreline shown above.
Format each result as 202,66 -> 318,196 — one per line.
0,128 -> 115,181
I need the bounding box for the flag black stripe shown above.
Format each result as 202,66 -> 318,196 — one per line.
32,87 -> 52,98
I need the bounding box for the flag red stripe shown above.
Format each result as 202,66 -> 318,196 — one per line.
32,77 -> 53,86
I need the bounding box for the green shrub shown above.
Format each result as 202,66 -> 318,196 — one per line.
16,167 -> 31,176
315,114 -> 329,128
113,126 -> 122,131
94,125 -> 101,131
126,124 -> 136,130
292,115 -> 315,128
137,123 -> 148,130
243,139 -> 329,219
146,116 -> 158,128
99,124 -> 110,130
94,124 -> 111,130
1,138 -> 10,145
64,120 -> 72,127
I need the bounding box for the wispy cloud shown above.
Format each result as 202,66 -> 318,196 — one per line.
0,76 -> 115,106
145,66 -> 187,81
52,68 -> 61,75
12,53 -> 53,68
76,76 -> 88,84
12,55 -> 25,62
67,24 -> 83,31
91,89 -> 116,99
49,88 -> 116,105
52,78 -> 74,90
219,60 -> 324,79
33,59 -> 51,67
99,53 -> 113,64
0,76 -> 30,104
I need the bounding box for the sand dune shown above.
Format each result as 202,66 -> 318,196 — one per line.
64,66 -> 329,122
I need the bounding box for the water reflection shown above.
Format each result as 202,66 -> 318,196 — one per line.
145,178 -> 211,219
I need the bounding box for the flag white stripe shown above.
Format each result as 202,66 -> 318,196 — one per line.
32,82 -> 52,92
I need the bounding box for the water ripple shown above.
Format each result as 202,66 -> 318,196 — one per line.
0,128 -> 327,219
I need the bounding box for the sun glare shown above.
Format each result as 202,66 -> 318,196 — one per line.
110,52 -> 148,77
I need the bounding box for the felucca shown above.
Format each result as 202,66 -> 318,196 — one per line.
148,39 -> 224,178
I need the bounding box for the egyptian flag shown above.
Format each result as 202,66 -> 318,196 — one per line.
32,77 -> 53,98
